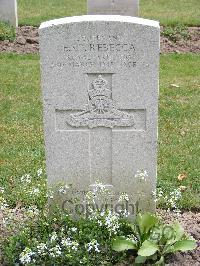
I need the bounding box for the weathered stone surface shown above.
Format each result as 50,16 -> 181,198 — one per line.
0,0 -> 18,27
39,15 -> 160,213
87,0 -> 139,17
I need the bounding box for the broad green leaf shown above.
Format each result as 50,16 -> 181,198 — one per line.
163,225 -> 175,240
138,240 -> 159,257
150,225 -> 163,241
135,255 -> 147,264
137,213 -> 158,234
173,240 -> 197,252
172,222 -> 184,241
112,237 -> 137,252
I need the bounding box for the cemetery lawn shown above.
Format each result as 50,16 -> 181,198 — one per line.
17,0 -> 200,27
141,0 -> 200,26
0,53 -> 200,210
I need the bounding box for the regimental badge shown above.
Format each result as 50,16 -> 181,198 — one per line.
66,75 -> 135,129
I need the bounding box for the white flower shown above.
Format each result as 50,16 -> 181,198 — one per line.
37,243 -> 47,256
37,168 -> 43,176
19,247 -> 34,265
21,174 -> 31,184
49,245 -> 61,258
105,210 -> 120,234
58,185 -> 69,194
50,232 -> 58,242
156,188 -> 182,212
61,237 -> 79,251
47,189 -> 54,199
71,242 -> 79,251
71,227 -> 77,232
27,206 -> 39,217
118,193 -> 129,202
153,188 -> 164,202
100,211 -> 105,217
61,237 -> 71,247
30,188 -> 40,196
86,240 -> 100,253
85,191 -> 96,204
0,197 -> 8,210
0,187 -> 4,194
93,182 -> 106,193
97,220 -> 103,226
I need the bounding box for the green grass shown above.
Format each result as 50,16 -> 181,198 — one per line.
141,0 -> 200,26
17,0 -> 200,27
0,53 -> 199,209
159,54 -> 200,209
0,54 -> 45,190
18,0 -> 87,26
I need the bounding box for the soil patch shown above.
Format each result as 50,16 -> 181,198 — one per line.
157,209 -> 200,266
0,26 -> 199,54
161,27 -> 200,54
0,26 -> 39,54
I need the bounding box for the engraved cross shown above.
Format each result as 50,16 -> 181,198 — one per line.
55,74 -> 146,186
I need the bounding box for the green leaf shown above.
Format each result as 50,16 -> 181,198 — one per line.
173,240 -> 197,252
135,255 -> 147,264
172,222 -> 184,241
150,252 -> 158,261
138,240 -> 159,257
112,237 -> 137,252
130,223 -> 136,232
163,244 -> 174,254
163,225 -> 175,240
137,213 -> 158,235
150,225 -> 163,241
155,256 -> 164,265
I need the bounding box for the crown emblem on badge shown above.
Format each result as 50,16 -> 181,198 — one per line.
88,75 -> 112,99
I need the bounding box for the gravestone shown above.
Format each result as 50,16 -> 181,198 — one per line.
87,0 -> 139,17
39,15 -> 160,213
0,0 -> 18,27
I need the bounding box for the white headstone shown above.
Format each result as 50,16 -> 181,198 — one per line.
39,15 -> 160,213
88,0 -> 139,17
0,0 -> 18,27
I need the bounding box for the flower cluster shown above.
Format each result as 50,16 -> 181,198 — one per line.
58,184 -> 69,195
104,210 -> 120,235
21,174 -> 32,184
61,237 -> 79,251
19,247 -> 35,264
37,243 -> 47,256
86,239 -> 100,253
29,187 -> 40,196
154,187 -> 182,213
167,188 -> 182,211
1,167 -> 196,266
26,205 -> 40,217
0,196 -> 8,211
